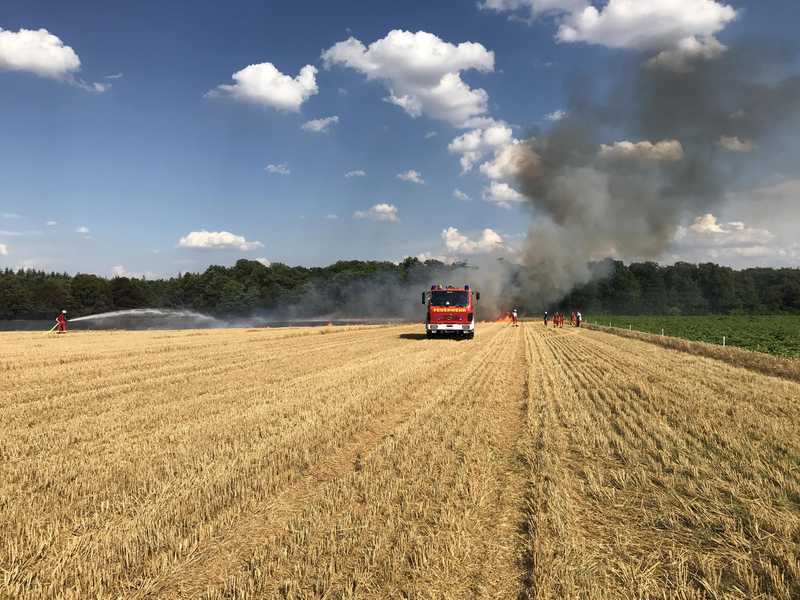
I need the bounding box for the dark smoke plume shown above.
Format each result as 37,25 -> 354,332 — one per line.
514,42 -> 800,309
275,258 -> 516,322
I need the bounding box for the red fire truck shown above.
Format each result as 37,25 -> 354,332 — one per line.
422,284 -> 480,339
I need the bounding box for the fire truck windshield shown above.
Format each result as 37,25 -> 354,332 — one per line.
430,290 -> 469,307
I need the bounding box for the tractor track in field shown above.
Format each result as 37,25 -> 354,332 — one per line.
206,322 -> 529,599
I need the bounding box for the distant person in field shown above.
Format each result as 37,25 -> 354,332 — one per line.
544,311 -> 548,325
512,308 -> 519,327
571,311 -> 576,327
576,311 -> 582,327
56,310 -> 68,334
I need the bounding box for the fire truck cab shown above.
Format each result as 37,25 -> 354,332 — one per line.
422,284 -> 480,339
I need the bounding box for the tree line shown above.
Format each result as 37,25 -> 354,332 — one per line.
557,260 -> 800,315
1,258 -> 799,320
0,259 -> 461,320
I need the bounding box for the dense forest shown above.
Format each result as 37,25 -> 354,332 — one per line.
1,258 -> 799,320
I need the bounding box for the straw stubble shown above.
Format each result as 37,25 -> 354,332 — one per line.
1,322 -> 797,598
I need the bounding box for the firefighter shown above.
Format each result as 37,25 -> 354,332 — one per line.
512,308 -> 519,327
576,311 -> 582,328
543,311 -> 548,325
55,310 -> 68,334
570,311 -> 576,327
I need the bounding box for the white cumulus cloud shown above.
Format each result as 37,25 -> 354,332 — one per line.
482,0 -> 737,71
397,169 -> 425,184
345,169 -> 366,178
558,0 -> 736,71
322,30 -> 495,127
453,189 -> 470,201
442,227 -> 504,254
688,213 -> 724,234
719,136 -> 755,153
0,27 -> 80,80
680,213 -> 774,245
545,109 -> 566,121
598,139 -> 684,162
353,203 -> 399,222
479,140 -> 536,181
0,27 -> 109,92
207,62 -> 318,111
265,163 -> 290,175
448,121 -> 514,173
557,0 -> 736,48
178,230 -> 264,251
45,220 -> 58,226
302,115 -> 339,133
0,243 -> 8,256
672,213 -> 778,264
647,35 -> 726,73
482,181 -> 525,208
416,252 -> 455,264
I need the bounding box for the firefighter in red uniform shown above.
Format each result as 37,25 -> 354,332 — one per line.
56,310 -> 68,333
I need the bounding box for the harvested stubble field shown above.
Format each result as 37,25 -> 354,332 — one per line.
1,323 -> 799,599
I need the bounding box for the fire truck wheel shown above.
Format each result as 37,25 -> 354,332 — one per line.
426,331 -> 433,339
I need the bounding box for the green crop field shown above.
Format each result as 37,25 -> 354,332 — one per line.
584,314 -> 800,358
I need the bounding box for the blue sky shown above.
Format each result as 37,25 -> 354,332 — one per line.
1,0 -> 798,276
